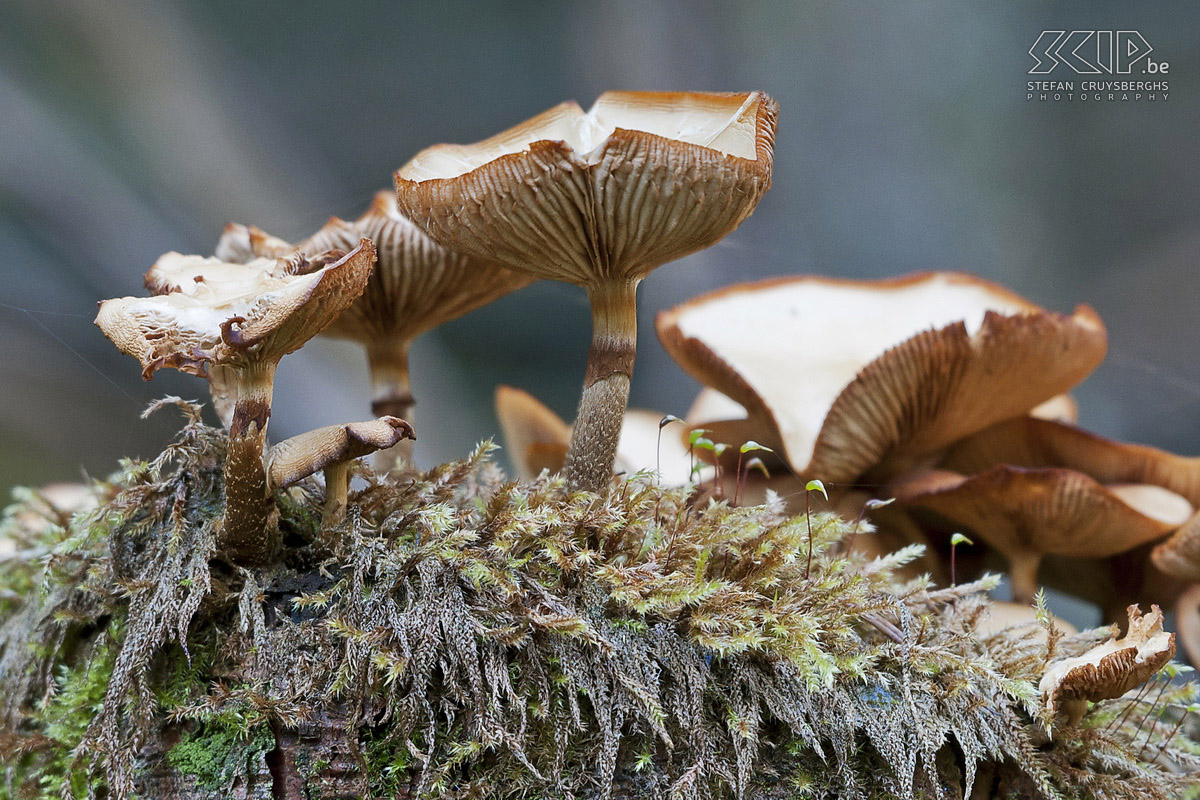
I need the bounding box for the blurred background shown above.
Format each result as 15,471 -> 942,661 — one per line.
1,0 -> 1197,506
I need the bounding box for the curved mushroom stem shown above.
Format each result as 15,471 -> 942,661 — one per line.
322,461 -> 350,528
565,280 -> 638,493
222,360 -> 280,565
1008,549 -> 1043,605
367,341 -> 415,471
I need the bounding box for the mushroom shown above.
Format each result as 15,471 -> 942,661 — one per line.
494,385 -> 695,485
1039,604 -> 1175,729
940,416 -> 1200,505
396,91 -> 778,491
267,416 -> 415,527
891,466 -> 1192,604
217,191 -> 533,469
95,241 -> 375,564
655,272 -> 1107,487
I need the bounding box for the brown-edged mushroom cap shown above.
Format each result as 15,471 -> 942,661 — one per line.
656,272 -> 1107,486
1152,511 -> 1200,583
267,416 -> 415,526
220,192 -> 533,469
397,91 -> 778,492
1039,604 -> 1175,729
892,466 -> 1192,603
96,241 -> 375,565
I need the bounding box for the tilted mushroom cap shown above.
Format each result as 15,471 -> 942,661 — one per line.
656,272 -> 1107,484
494,386 -> 694,483
394,91 -> 777,285
221,193 -> 533,346
266,416 -> 416,489
495,385 -> 572,481
942,416 -> 1200,505
97,241 -> 375,378
1152,511 -> 1200,582
893,466 -> 1191,560
1039,604 -> 1175,727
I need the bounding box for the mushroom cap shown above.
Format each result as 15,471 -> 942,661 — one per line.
394,91 -> 778,286
941,416 -> 1200,505
1039,604 -> 1175,726
656,272 -> 1107,483
221,192 -> 533,346
892,466 -> 1190,561
494,385 -> 696,484
267,416 -> 416,489
213,222 -> 294,263
1152,511 -> 1200,582
96,241 -> 375,378
495,385 -> 572,481
1029,395 -> 1078,424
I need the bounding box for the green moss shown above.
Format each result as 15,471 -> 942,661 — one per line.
166,716 -> 273,792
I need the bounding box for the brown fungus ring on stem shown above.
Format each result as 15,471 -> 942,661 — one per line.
96,240 -> 376,565
396,91 -> 778,492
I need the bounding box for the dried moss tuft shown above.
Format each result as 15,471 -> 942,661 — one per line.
0,402 -> 1197,799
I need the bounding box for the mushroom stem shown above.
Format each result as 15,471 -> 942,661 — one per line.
322,461 -> 350,528
222,360 -> 279,565
367,341 -> 415,470
1009,549 -> 1042,605
565,280 -> 639,492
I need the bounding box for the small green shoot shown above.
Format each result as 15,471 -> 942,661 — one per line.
949,532 -> 973,586
804,479 -> 828,579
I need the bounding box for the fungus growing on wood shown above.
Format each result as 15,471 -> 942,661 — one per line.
1039,604 -> 1175,729
397,91 -> 778,491
95,241 -> 375,564
656,272 -> 1107,486
218,191 -> 532,468
891,466 -> 1192,604
267,416 -> 415,526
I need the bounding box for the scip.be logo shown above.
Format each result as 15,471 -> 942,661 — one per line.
1029,31 -> 1164,74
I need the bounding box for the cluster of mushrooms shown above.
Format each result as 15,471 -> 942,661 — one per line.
93,90 -> 1196,695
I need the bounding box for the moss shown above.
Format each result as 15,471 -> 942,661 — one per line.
166,716 -> 274,792
0,406 -> 1198,799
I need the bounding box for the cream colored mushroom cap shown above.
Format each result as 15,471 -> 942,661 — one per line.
395,91 -> 778,286
1039,604 -> 1175,726
656,272 -> 1107,483
96,241 -> 375,378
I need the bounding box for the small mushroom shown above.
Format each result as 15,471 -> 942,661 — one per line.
891,466 -> 1192,603
396,91 -> 778,491
655,272 -> 1107,486
96,241 -> 375,564
494,386 -> 695,485
1039,604 -> 1175,729
267,416 -> 415,527
218,191 -> 533,469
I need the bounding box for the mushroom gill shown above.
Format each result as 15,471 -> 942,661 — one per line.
397,91 -> 778,492
656,272 -> 1107,486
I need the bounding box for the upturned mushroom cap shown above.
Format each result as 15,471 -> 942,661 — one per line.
656,272 -> 1107,484
96,241 -> 375,378
394,91 -> 778,286
494,386 -> 694,483
892,466 -> 1191,562
213,223 -> 294,263
266,416 -> 416,489
1039,604 -> 1175,728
